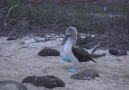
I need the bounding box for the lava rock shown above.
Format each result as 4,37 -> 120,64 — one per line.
22,75 -> 65,89
71,69 -> 99,80
0,81 -> 28,90
109,48 -> 127,55
7,37 -> 17,41
38,47 -> 60,56
118,50 -> 127,55
109,48 -> 119,55
22,76 -> 36,84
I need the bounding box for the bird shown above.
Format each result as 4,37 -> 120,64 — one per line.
61,26 -> 99,72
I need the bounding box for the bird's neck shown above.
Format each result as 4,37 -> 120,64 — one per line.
64,37 -> 76,51
68,37 -> 76,46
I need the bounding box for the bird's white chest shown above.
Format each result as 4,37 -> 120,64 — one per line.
64,39 -> 73,55
64,39 -> 79,63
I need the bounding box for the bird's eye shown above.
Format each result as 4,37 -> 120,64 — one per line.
69,29 -> 72,31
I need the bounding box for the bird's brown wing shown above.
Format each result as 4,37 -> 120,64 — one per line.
72,46 -> 97,63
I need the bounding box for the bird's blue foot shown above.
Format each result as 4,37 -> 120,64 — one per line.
61,56 -> 71,62
68,68 -> 76,72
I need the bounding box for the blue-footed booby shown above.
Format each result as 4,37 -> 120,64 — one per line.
61,26 -> 99,72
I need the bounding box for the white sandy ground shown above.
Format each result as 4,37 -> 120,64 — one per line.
0,36 -> 129,90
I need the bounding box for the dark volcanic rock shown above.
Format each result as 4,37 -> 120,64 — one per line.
7,37 -> 17,41
109,48 -> 127,55
22,76 -> 36,84
38,47 -> 60,56
71,69 -> 99,80
0,81 -> 28,90
109,48 -> 119,55
118,50 -> 127,55
22,75 -> 65,89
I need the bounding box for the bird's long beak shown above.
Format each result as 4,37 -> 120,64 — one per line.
61,35 -> 70,45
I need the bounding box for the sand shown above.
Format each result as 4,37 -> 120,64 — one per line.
0,35 -> 129,90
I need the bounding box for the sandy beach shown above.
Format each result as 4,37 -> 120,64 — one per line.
0,36 -> 129,90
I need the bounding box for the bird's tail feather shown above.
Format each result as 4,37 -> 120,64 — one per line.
91,59 -> 97,63
88,44 -> 100,55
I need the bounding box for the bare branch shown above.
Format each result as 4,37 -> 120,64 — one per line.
0,7 -> 8,12
5,5 -> 20,26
